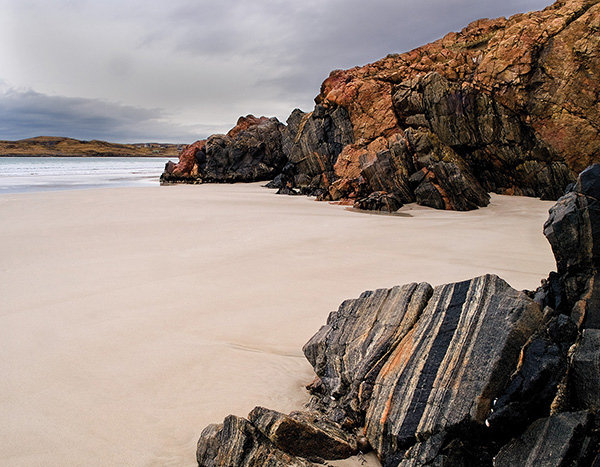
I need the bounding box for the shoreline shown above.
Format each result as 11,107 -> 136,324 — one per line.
0,184 -> 556,466
0,154 -> 178,159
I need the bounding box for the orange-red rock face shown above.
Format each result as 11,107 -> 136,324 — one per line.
227,115 -> 271,139
317,0 -> 600,173
172,140 -> 205,176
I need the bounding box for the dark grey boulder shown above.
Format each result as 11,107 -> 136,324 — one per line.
569,329 -> 600,411
493,411 -> 596,467
248,407 -> 358,461
353,191 -> 404,212
196,415 -> 315,467
542,164 -> 600,326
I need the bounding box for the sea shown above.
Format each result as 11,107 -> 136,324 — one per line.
0,156 -> 176,194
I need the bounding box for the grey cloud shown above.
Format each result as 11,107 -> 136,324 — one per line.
0,88 -> 223,143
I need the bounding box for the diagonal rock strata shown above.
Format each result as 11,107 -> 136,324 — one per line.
363,275 -> 543,462
303,282 -> 433,426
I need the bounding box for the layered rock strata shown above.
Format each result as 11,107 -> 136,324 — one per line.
163,0 -> 600,211
195,165 -> 600,466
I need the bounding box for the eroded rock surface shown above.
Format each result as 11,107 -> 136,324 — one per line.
248,407 -> 358,461
303,282 -> 433,426
196,415 -> 315,467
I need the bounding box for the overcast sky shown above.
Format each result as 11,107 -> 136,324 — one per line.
0,0 -> 553,143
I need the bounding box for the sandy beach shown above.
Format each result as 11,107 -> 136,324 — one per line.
0,183 -> 557,466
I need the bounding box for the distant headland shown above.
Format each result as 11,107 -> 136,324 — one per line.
0,136 -> 182,157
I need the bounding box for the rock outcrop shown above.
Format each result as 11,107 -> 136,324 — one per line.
161,115 -> 286,185
195,165 -> 600,467
164,0 -> 600,211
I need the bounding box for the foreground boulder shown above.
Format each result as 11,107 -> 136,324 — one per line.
196,407 -> 361,466
196,415 -> 315,467
364,275 -> 543,465
194,165 -> 600,467
248,407 -> 358,460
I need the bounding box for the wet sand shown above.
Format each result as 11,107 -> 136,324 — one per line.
0,183 -> 556,466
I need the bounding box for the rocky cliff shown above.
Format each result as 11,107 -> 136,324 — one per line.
195,164 -> 600,466
162,0 -> 599,211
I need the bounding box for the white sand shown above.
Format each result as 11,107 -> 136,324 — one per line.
0,183 -> 557,466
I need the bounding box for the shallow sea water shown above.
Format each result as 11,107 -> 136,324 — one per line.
0,156 -> 175,194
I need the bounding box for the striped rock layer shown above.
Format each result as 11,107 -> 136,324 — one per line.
303,282 -> 433,424
196,415 -> 315,467
304,274 -> 544,465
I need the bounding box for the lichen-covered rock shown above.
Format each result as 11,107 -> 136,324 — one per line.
196,415 -> 315,467
293,0 -> 600,207
317,0 -> 600,175
364,274 -> 543,464
493,411 -> 596,467
163,1 -> 600,210
248,407 -> 358,461
169,140 -> 206,179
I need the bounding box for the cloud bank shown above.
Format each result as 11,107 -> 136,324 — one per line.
0,87 -> 227,143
